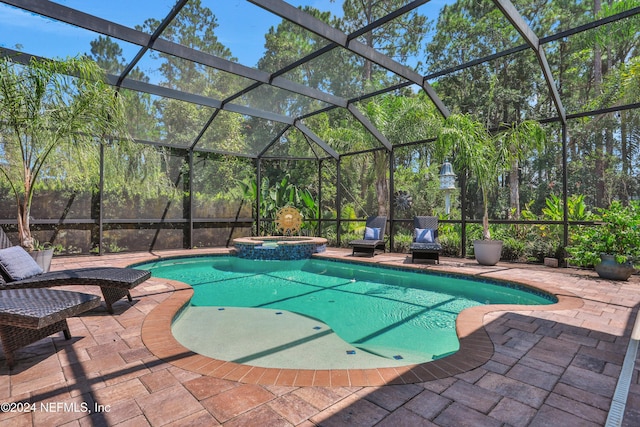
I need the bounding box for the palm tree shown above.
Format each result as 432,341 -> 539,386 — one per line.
436,113 -> 501,240
0,56 -> 128,250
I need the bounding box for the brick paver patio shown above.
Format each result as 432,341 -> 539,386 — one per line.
0,247 -> 638,426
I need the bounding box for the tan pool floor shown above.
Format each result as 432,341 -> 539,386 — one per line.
172,306 -> 428,369
1,247 -> 639,426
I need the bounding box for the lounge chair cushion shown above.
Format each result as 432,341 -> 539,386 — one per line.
415,228 -> 435,244
0,246 -> 43,281
364,227 -> 381,240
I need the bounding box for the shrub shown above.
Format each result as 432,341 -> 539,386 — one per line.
393,231 -> 413,253
566,201 -> 640,268
501,237 -> 526,261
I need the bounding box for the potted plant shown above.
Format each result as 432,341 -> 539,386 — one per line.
435,113 -> 505,265
30,239 -> 54,273
0,55 -> 128,253
566,201 -> 640,280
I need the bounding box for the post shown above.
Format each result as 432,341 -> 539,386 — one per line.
186,149 -> 194,249
317,159 -> 323,236
388,149 -> 395,252
98,141 -> 105,255
256,158 -> 261,236
562,123 -> 568,266
336,158 -> 342,246
460,172 -> 467,258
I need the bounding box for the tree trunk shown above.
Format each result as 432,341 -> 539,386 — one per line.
482,204 -> 490,240
373,151 -> 388,216
17,197 -> 33,250
509,160 -> 520,219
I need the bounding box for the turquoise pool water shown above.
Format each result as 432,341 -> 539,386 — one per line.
138,256 -> 555,368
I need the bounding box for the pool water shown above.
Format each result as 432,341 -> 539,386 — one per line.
139,256 -> 555,369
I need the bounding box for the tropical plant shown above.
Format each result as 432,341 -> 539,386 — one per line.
518,194 -> 592,262
436,113 -> 503,240
0,56 -> 128,250
238,174 -> 320,233
566,201 -> 640,268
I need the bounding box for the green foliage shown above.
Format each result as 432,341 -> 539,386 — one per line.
515,194 -> 593,262
0,55 -> 129,250
392,231 -> 413,253
537,194 -> 592,243
495,120 -> 548,218
32,239 -> 52,251
90,239 -> 127,254
437,223 -> 461,257
239,174 -> 324,234
567,201 -> 640,268
541,194 -> 590,221
501,237 -> 526,262
436,113 -> 504,240
338,231 -> 361,248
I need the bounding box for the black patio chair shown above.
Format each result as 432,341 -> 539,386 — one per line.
0,228 -> 150,314
0,287 -> 101,368
348,216 -> 387,257
410,216 -> 442,264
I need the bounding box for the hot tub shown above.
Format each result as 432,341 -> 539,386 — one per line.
233,236 -> 327,260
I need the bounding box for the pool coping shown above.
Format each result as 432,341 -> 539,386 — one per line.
140,252 -> 584,387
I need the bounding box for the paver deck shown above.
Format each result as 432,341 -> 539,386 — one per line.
0,247 -> 638,426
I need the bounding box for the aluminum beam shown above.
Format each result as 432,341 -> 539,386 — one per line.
112,77 -> 223,109
117,0 -> 189,86
492,0 -> 566,124
257,125 -> 291,158
4,0 -> 349,110
347,104 -> 393,151
294,122 -> 340,159
249,0 -> 451,118
109,76 -> 292,124
223,103 -> 293,125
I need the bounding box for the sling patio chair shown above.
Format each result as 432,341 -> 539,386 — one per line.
348,215 -> 387,257
0,228 -> 151,314
410,216 -> 443,264
0,287 -> 101,368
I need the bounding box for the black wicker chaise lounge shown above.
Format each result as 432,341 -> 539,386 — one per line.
0,228 -> 151,314
348,215 -> 387,257
2,267 -> 151,314
410,216 -> 443,264
0,287 -> 101,367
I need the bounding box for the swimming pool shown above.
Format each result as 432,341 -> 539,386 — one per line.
138,256 -> 555,369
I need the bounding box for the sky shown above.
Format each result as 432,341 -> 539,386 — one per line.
0,0 -> 448,76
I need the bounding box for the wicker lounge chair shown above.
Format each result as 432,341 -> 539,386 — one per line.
410,216 -> 442,264
0,228 -> 151,314
0,288 -> 101,367
2,267 -> 151,314
348,216 -> 387,257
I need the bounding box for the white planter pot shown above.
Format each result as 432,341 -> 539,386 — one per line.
473,240 -> 503,266
30,248 -> 54,273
